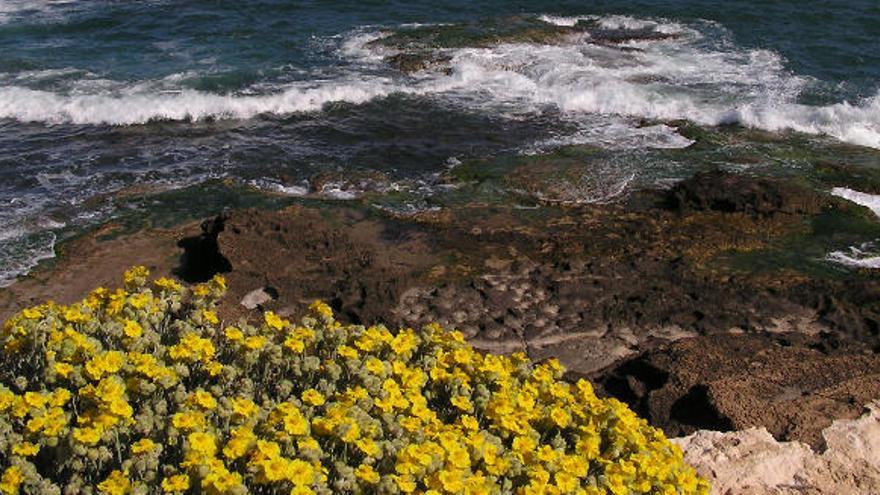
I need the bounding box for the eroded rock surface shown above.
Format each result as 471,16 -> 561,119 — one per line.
596,333 -> 880,449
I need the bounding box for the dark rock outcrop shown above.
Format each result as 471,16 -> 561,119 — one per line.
594,333 -> 880,450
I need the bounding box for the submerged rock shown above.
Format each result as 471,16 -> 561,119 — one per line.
370,15 -> 682,74
670,169 -> 827,216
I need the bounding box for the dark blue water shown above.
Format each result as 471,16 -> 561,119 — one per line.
0,0 -> 879,283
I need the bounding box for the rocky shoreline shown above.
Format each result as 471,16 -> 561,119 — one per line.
2,167 -> 880,492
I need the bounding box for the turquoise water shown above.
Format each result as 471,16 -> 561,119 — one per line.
1,0 -> 879,283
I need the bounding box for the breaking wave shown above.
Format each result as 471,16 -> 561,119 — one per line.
1,14 -> 878,149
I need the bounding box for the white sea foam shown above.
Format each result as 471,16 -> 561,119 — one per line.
338,30 -> 393,63
827,243 -> 880,269
537,15 -> 592,27
526,121 -> 694,152
0,79 -> 400,124
538,14 -> 688,35
830,187 -> 880,217
826,189 -> 880,269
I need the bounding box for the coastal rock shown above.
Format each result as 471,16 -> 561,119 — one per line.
673,401 -> 880,495
596,333 -> 880,449
210,206 -> 434,325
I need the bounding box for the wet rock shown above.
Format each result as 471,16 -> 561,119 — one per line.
594,333 -> 880,449
385,52 -> 453,74
589,27 -> 680,46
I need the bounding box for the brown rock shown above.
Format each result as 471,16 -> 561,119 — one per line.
594,333 -> 880,449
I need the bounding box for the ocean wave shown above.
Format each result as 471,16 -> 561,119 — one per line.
1,14 -> 879,150
0,228 -> 56,287
0,79 -> 399,125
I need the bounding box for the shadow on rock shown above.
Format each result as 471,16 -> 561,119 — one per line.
174,213 -> 232,283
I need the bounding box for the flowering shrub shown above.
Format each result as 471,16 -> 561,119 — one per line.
0,267 -> 708,495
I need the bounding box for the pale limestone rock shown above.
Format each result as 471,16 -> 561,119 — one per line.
240,288 -> 273,309
672,402 -> 880,494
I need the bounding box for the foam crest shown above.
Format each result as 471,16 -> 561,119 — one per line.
537,14 -> 688,34
428,32 -> 879,149
0,79 -> 399,125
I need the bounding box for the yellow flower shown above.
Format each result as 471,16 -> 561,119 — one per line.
131,438 -> 156,455
12,442 -> 39,457
224,327 -> 244,342
395,475 -> 417,493
23,391 -> 46,408
337,345 -> 358,359
73,426 -> 103,445
53,362 -> 74,378
172,411 -> 207,432
283,337 -> 305,353
308,301 -> 333,319
211,273 -> 227,291
123,320 -> 142,339
301,389 -> 325,407
550,406 -> 571,428
154,277 -> 183,293
127,292 -> 151,310
0,466 -> 24,495
356,438 -> 380,457
49,388 -> 71,407
202,310 -> 220,325
264,311 -> 289,330
364,357 -> 386,375
355,464 -> 380,484
450,395 -> 473,413
231,397 -> 259,418
97,470 -> 131,495
223,427 -> 255,460
161,474 -> 189,493
205,361 -> 223,376
438,469 -> 463,492
187,432 -> 217,457
123,266 -> 149,288
190,390 -> 218,410
21,307 -> 43,319
287,459 -> 315,486
243,335 -> 266,351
